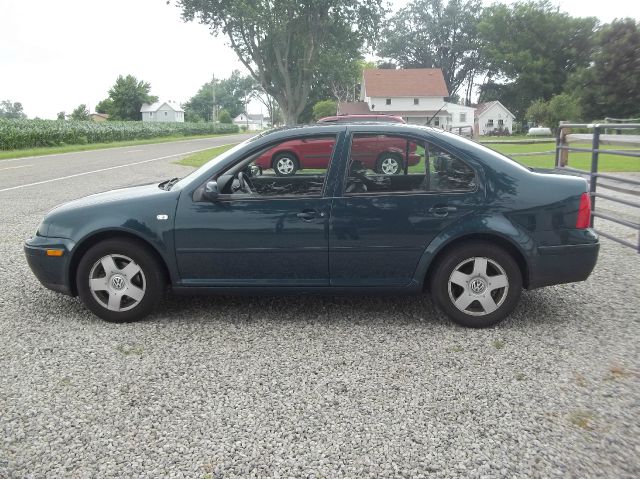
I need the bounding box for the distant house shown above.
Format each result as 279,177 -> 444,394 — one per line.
474,101 -> 515,135
338,68 -> 475,134
140,101 -> 184,122
233,113 -> 266,131
89,113 -> 109,122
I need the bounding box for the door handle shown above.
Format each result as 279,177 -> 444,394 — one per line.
429,205 -> 457,217
296,209 -> 325,221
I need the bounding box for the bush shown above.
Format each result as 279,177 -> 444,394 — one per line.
0,119 -> 239,150
218,109 -> 232,124
312,100 -> 338,121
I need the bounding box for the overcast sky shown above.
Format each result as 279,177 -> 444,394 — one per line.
1,0 -> 638,119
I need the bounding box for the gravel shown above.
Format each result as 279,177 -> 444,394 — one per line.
0,152 -> 639,478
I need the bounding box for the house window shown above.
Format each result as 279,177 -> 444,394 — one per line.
434,117 -> 440,126
487,119 -> 494,127
498,119 -> 504,126
460,113 -> 466,123
149,112 -> 153,117
386,98 -> 391,105
165,111 -> 168,116
414,98 -> 419,105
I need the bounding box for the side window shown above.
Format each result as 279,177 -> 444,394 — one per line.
426,143 -> 476,192
218,135 -> 336,198
344,134 -> 427,195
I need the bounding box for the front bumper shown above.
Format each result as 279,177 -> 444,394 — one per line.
528,241 -> 600,289
24,236 -> 76,295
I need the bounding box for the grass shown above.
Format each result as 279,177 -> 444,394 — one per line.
0,132 -> 243,161
493,339 -> 505,350
568,410 -> 595,430
483,142 -> 640,172
176,144 -> 238,167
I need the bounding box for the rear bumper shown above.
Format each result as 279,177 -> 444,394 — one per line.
24,236 -> 75,295
528,241 -> 600,289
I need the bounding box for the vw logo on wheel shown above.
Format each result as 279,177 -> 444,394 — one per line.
469,278 -> 487,294
110,275 -> 126,291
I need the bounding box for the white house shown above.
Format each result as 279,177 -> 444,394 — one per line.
140,101 -> 184,122
233,113 -> 266,131
338,68 -> 475,134
474,101 -> 515,135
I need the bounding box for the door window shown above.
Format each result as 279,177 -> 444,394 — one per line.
343,134 -> 476,195
216,135 -> 336,198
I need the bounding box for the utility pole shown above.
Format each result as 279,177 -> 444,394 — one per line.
212,74 -> 217,133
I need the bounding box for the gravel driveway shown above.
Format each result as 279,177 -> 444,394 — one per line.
0,147 -> 638,478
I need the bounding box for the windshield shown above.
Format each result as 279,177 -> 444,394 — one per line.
169,136 -> 257,190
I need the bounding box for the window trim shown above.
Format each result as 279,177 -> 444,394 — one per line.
341,132 -> 478,198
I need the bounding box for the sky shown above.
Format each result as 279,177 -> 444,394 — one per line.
1,0 -> 639,119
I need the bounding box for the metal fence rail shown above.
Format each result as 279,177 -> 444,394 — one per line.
555,123 -> 640,253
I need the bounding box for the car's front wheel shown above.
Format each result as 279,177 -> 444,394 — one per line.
376,153 -> 402,175
430,241 -> 522,328
272,153 -> 298,176
76,239 -> 164,322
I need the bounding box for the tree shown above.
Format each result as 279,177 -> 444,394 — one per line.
312,100 -> 337,120
569,19 -> 640,121
56,111 -> 66,120
377,0 -> 484,99
477,0 -> 596,119
218,109 -> 232,123
525,93 -> 582,131
176,0 -> 384,125
70,104 -> 90,121
97,75 -> 158,121
183,71 -> 255,122
253,87 -> 281,126
0,100 -> 27,119
95,98 -> 113,116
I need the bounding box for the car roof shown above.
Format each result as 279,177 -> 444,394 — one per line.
318,114 -> 406,124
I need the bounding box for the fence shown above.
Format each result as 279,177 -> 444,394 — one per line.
555,123 -> 640,253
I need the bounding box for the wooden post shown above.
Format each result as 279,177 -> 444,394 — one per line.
558,121 -> 569,167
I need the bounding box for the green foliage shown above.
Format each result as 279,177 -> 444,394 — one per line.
569,19 -> 640,121
377,0 -> 483,97
70,104 -> 90,121
0,119 -> 238,151
177,0 -> 384,125
175,143 -> 238,167
0,100 -> 27,120
184,71 -> 255,122
56,111 -> 66,121
312,100 -> 337,120
525,94 -> 582,130
217,109 -> 232,124
477,1 -> 597,119
97,75 -> 158,121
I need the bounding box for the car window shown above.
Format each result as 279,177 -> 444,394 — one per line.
344,134 -> 427,195
344,134 -> 476,195
426,143 -> 476,192
218,135 -> 337,198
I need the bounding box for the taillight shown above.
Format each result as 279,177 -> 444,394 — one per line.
576,192 -> 591,229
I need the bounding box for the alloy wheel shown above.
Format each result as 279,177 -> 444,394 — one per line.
447,257 -> 509,316
276,157 -> 295,175
88,254 -> 146,312
380,156 -> 400,174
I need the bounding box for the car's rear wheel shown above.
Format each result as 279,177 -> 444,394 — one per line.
76,239 -> 164,323
430,241 -> 522,328
273,153 -> 299,176
376,153 -> 402,175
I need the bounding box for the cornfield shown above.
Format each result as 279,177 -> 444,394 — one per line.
0,119 -> 239,150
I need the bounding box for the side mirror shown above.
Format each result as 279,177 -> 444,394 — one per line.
249,165 -> 262,176
203,180 -> 219,201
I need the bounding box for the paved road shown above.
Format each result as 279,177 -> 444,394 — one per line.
0,133 -> 253,192
0,136 -> 638,478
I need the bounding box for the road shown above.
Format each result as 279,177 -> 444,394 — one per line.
0,133 -> 253,193
0,135 -> 639,478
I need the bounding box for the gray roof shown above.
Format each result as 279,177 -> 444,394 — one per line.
140,101 -> 184,113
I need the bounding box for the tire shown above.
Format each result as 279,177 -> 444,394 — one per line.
430,241 -> 522,328
376,153 -> 402,175
272,153 -> 299,176
76,239 -> 165,323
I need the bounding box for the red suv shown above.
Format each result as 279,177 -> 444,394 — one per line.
255,115 -> 419,176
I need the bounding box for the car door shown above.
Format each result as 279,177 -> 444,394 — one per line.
329,133 -> 482,287
173,133 -> 342,286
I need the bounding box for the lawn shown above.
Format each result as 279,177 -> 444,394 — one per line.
485,142 -> 640,172
176,144 -> 238,167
